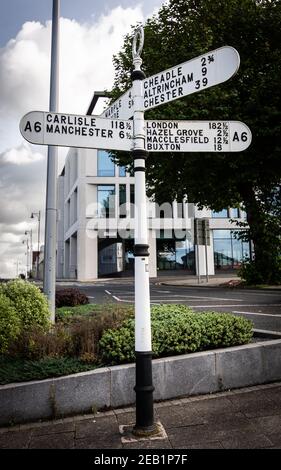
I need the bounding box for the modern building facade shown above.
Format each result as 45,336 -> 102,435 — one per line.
57,148 -> 250,280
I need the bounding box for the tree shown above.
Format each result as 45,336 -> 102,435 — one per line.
110,0 -> 281,284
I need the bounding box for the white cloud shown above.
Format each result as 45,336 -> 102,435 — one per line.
0,4 -> 151,277
2,142 -> 44,165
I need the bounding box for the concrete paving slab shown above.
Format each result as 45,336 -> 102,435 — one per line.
32,421 -> 75,436
262,433 -> 281,448
228,393 -> 281,418
75,415 -> 118,440
220,434 -> 273,449
75,435 -> 123,449
249,414 -> 281,435
0,430 -> 32,449
29,432 -> 75,449
123,440 -> 172,449
156,404 -> 205,428
192,397 -> 236,417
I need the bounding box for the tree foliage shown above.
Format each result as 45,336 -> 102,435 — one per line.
110,0 -> 281,284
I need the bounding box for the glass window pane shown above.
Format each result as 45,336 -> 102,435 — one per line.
97,185 -> 115,217
230,207 -> 240,218
157,239 -> 176,270
97,151 -> 115,177
119,166 -> 126,177
214,238 -> 233,268
212,209 -> 228,218
232,238 -> 243,265
213,230 -> 232,239
242,241 -> 250,259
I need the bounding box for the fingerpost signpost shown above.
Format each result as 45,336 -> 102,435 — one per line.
20,25 -> 252,436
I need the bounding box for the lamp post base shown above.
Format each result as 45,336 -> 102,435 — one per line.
134,351 -> 155,434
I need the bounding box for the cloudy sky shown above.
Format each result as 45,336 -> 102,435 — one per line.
0,0 -> 166,278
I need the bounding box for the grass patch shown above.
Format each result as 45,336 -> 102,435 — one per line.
56,303 -> 133,322
0,355 -> 97,385
56,303 -> 97,321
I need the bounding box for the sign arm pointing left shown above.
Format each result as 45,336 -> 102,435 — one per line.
20,111 -> 133,151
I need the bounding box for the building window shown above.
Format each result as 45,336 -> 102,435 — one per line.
119,166 -> 126,177
97,185 -> 115,217
97,150 -> 115,177
213,229 -> 250,270
212,209 -> 228,218
230,207 -> 240,218
119,184 -> 126,218
157,235 -> 195,271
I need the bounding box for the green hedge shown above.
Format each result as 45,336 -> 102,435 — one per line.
99,305 -> 253,365
0,356 -> 97,385
0,280 -> 50,333
0,294 -> 21,354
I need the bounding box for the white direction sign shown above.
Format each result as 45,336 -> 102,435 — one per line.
143,46 -> 240,111
145,121 -> 252,152
100,89 -> 134,120
20,111 -> 133,151
100,46 -> 240,119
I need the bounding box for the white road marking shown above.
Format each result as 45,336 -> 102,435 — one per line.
111,293 -> 243,301
87,296 -> 95,299
233,291 -> 281,297
112,295 -> 121,301
153,294 -> 244,301
156,290 -> 172,293
105,290 -> 112,295
192,303 -> 281,308
233,311 -> 281,318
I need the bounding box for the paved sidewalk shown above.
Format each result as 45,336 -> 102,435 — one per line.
159,275 -> 281,290
0,382 -> 280,449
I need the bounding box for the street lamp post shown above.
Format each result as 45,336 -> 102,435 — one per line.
22,238 -> 29,278
25,230 -> 33,278
14,260 -> 21,278
31,211 -> 41,279
43,0 -> 60,322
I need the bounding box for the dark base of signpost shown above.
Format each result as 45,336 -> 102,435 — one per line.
133,351 -> 156,436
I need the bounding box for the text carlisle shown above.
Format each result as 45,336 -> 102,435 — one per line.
143,46 -> 240,111
145,121 -> 252,152
20,111 -> 133,151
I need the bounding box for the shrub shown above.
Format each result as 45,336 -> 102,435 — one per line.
238,259 -> 267,285
55,288 -> 89,308
196,312 -> 253,349
9,304 -> 133,362
99,305 -> 253,365
238,257 -> 281,286
0,356 -> 98,385
0,294 -> 21,354
0,280 -> 50,333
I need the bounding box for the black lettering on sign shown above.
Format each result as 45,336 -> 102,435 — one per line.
233,131 -> 248,142
34,122 -> 42,132
24,121 -> 32,132
24,121 -> 42,132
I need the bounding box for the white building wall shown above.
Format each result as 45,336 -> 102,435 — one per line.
57,176 -> 65,279
57,146 -> 248,281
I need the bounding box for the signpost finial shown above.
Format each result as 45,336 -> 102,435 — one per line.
132,25 -> 144,70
